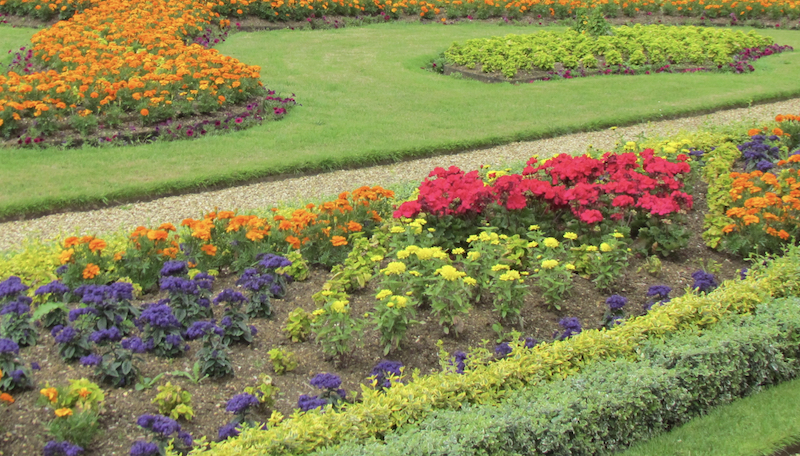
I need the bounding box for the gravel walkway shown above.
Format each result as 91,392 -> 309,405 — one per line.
2,98 -> 799,252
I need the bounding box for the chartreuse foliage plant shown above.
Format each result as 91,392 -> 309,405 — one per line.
170,246 -> 800,456
444,26 -> 785,78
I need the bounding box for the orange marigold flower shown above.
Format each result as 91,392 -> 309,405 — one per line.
0,393 -> 14,404
147,230 -> 168,241
83,263 -> 100,279
79,236 -> 94,244
773,128 -> 784,136
331,236 -> 348,247
54,408 -> 73,417
59,249 -> 74,265
113,251 -> 125,261
742,215 -> 760,226
218,211 -> 235,219
64,236 -> 80,248
40,387 -> 58,403
778,230 -> 791,240
141,109 -> 149,116
88,239 -> 106,253
776,115 -> 785,122
158,223 -> 177,232
347,221 -> 362,232
748,128 -> 761,136
286,235 -> 301,250
162,247 -> 179,258
200,244 -> 217,256
722,224 -> 737,234
245,229 -> 266,241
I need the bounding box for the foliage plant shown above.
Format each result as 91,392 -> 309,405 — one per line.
283,308 -> 312,343
0,337 -> 33,392
310,298 -> 365,363
184,320 -> 232,379
37,378 -> 104,449
153,382 -> 194,421
244,373 -> 280,407
267,348 -> 299,375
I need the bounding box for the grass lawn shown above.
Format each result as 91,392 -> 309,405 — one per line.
1,24 -> 799,219
0,24 -> 38,68
619,376 -> 800,456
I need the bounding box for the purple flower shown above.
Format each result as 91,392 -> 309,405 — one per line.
35,281 -> 70,297
557,317 -> 582,340
56,265 -> 68,275
178,430 -> 193,447
193,273 -> 215,290
160,261 -> 189,278
249,325 -> 257,336
740,268 -> 749,280
220,316 -> 232,328
137,414 -> 181,437
605,294 -> 628,310
1,300 -> 30,315
225,393 -> 260,415
121,337 -> 151,353
89,327 -> 122,344
646,285 -> 672,300
213,289 -> 247,305
68,307 -> 97,322
31,362 -> 40,370
452,351 -> 467,374
310,373 -> 341,390
109,282 -> 133,301
165,334 -> 183,348
369,360 -> 403,389
129,440 -> 159,456
257,253 -> 292,270
54,326 -> 79,344
297,394 -> 328,412
80,354 -> 102,367
0,276 -> 28,300
185,321 -> 223,340
218,423 -> 240,440
495,342 -> 512,357
160,276 -> 199,295
138,303 -> 180,329
756,160 -> 775,172
691,271 -> 718,293
43,440 -> 84,456
10,369 -> 24,383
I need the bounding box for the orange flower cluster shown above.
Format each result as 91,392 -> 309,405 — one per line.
0,369 -> 14,404
0,0 -> 264,138
128,223 -> 181,259
724,154 -> 800,241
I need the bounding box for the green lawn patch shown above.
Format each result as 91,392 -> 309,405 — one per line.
2,24 -> 800,219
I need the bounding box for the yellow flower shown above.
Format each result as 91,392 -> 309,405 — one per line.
528,241 -> 538,248
435,265 -> 466,281
541,259 -> 559,269
406,291 -> 414,296
312,309 -> 325,317
393,296 -> 408,309
390,226 -> 405,234
413,218 -> 427,225
466,235 -> 479,243
383,262 -> 406,275
612,232 -> 624,238
386,301 -> 395,308
491,264 -> 510,272
544,237 -> 560,248
467,251 -> 481,261
499,270 -> 521,281
55,408 -> 73,418
563,232 -> 578,240
478,232 -> 492,242
409,270 -> 421,277
376,290 -> 393,300
452,248 -> 465,255
528,225 -> 540,231
586,245 -> 598,252
40,387 -> 58,403
370,255 -> 384,262
499,234 -> 508,240
427,228 -> 436,233
565,264 -> 576,271
600,243 -> 613,252
331,300 -> 348,313
409,223 -> 422,234
463,277 -> 477,286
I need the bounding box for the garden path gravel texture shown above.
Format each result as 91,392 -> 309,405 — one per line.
2,98 -> 800,252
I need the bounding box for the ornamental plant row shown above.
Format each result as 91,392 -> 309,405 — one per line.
443,25 -> 786,78
310,296 -> 800,456
181,245 -> 800,456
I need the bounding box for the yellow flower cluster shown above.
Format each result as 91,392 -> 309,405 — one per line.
435,265 -> 466,281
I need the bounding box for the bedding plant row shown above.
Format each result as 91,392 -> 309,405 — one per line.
0,115 -> 799,454
441,25 -> 792,79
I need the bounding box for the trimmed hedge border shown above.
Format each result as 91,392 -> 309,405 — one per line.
184,247 -> 800,456
309,297 -> 800,456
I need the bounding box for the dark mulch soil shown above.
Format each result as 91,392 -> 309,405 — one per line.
0,176 -> 750,455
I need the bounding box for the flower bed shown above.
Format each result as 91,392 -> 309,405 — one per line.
440,25 -> 792,81
4,117 -> 800,454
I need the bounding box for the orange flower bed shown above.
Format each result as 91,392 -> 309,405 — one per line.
0,0 -> 270,142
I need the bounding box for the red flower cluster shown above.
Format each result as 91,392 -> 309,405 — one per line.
394,149 -> 693,226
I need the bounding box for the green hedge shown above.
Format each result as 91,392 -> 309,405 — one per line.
309,297 -> 800,456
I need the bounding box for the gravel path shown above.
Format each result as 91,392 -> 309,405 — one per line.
2,98 -> 799,252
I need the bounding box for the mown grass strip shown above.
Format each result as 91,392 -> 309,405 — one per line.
619,377 -> 800,456
2,25 -> 800,219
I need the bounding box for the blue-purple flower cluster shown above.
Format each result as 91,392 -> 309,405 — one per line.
298,373 -> 347,412
369,360 -> 403,389
691,271 -> 718,294
132,414 -> 192,455
43,440 -> 84,456
225,393 -> 259,415
557,317 -> 582,340
644,285 -> 672,311
739,134 -> 781,172
0,276 -> 28,302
